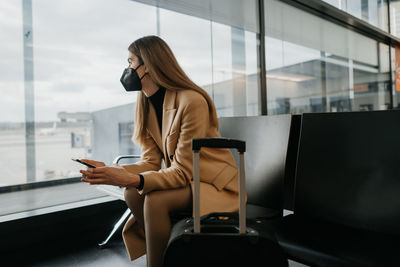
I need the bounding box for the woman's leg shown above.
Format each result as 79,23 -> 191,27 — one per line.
124,187 -> 146,230
144,186 -> 192,267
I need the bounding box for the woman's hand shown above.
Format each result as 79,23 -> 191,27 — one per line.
80,165 -> 140,187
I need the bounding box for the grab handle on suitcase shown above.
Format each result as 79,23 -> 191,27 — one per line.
192,138 -> 246,153
192,138 -> 246,234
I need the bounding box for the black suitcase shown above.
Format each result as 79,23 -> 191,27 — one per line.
163,138 -> 288,267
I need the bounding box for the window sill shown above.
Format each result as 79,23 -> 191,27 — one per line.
0,181 -> 120,223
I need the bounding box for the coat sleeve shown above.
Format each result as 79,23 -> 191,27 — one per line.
139,96 -> 209,194
122,131 -> 162,175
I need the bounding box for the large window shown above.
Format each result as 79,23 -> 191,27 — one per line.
1,0 -> 397,190
0,0 -> 260,188
265,0 -> 391,115
0,0 -> 157,186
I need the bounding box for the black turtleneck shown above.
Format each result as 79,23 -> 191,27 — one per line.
148,87 -> 166,133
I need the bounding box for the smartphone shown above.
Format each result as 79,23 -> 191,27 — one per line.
72,158 -> 97,168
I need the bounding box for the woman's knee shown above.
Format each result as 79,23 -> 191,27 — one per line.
143,187 -> 191,217
124,187 -> 141,206
144,191 -> 167,216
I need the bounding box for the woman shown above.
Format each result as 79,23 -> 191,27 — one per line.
80,35 -> 239,267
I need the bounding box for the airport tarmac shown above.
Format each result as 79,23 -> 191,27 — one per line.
0,127 -> 88,187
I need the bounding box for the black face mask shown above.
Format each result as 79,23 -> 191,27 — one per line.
120,64 -> 147,91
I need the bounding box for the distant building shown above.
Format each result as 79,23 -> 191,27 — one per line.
57,112 -> 91,122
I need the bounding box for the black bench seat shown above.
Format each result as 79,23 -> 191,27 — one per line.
276,110 -> 400,267
277,214 -> 400,266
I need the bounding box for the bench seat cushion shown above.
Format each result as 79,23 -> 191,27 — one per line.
276,214 -> 400,266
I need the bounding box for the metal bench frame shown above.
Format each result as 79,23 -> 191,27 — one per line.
98,155 -> 140,248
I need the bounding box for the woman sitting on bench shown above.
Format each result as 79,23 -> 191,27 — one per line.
79,35 -> 239,267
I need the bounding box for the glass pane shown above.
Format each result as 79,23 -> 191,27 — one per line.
160,9 -> 260,117
0,0 -> 156,187
265,0 -> 391,115
322,0 -> 389,31
227,28 -> 261,116
245,31 -> 261,116
0,0 -> 27,186
393,46 -> 400,108
210,22 -> 260,117
159,9 -> 212,91
31,0 -> 156,183
210,22 -> 233,116
390,1 -> 400,37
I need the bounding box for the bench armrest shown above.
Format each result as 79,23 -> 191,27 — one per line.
112,155 -> 141,165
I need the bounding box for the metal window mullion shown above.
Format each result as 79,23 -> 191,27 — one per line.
258,0 -> 268,115
22,0 -> 36,183
387,0 -> 394,109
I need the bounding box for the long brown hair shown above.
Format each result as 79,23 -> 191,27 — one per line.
128,35 -> 218,146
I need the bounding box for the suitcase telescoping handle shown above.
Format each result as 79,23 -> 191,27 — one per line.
191,138 -> 246,234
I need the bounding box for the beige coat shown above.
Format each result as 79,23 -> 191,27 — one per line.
121,89 -> 240,260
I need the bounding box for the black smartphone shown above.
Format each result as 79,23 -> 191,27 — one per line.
72,158 -> 97,168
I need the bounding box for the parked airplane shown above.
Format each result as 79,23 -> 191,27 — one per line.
39,122 -> 57,136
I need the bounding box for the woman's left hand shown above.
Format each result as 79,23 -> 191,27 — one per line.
80,165 -> 139,187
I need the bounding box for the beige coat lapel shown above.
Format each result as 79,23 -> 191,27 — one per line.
162,90 -> 177,158
147,103 -> 163,152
